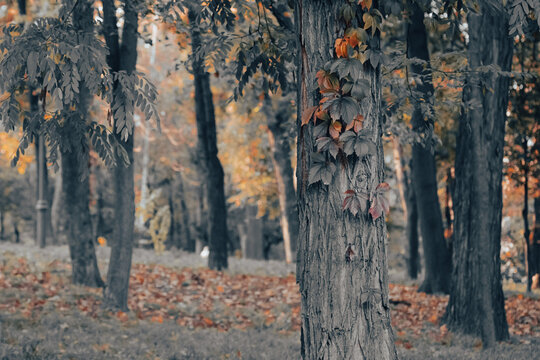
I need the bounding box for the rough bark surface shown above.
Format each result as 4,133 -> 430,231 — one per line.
443,5 -> 512,347
407,2 -> 451,293
102,0 -> 138,311
54,0 -> 104,288
189,9 -> 229,270
267,100 -> 299,263
296,1 -> 396,359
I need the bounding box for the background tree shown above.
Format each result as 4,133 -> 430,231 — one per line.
443,1 -> 513,346
102,0 -> 159,310
406,0 -> 451,294
505,36 -> 540,292
187,4 -> 230,270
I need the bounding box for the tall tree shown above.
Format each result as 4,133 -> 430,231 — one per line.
101,0 -> 140,310
188,6 -> 229,270
443,2 -> 513,346
58,0 -> 104,287
265,97 -> 299,263
296,1 -> 397,358
406,0 -> 451,293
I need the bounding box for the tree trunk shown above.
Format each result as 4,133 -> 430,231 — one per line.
522,145 -> 532,293
102,0 -> 138,311
51,154 -> 69,245
243,205 -> 264,260
407,2 -> 451,294
266,99 -> 299,264
443,5 -> 512,347
55,0 -> 104,288
533,197 -> 540,288
0,210 -> 4,241
405,158 -> 419,280
178,175 -> 194,252
296,1 -> 397,359
189,8 -> 229,270
60,136 -> 104,287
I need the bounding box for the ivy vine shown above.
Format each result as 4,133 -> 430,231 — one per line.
303,0 -> 389,221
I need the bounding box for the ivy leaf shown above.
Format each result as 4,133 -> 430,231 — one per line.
329,120 -> 342,139
351,79 -> 370,99
302,105 -> 318,126
342,189 -> 369,216
313,119 -> 330,138
330,58 -> 364,79
316,136 -> 340,159
369,182 -> 390,220
346,114 -> 364,132
328,96 -> 360,124
308,153 -> 336,185
340,130 -> 376,157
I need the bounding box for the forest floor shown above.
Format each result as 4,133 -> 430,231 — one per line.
0,243 -> 539,359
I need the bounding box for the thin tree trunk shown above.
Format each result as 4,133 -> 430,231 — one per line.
533,197 -> 540,289
407,2 -> 451,294
266,99 -> 299,263
178,175 -> 194,252
296,1 -> 396,358
51,155 -> 69,245
102,0 -> 138,311
443,4 -> 512,347
405,158 -> 419,279
0,211 -> 4,241
522,142 -> 532,293
189,7 -> 229,270
392,138 -> 408,220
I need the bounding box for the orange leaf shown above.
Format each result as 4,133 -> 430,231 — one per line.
302,105 -> 318,126
216,285 -> 225,293
361,0 -> 372,10
329,121 -> 342,139
202,317 -> 213,326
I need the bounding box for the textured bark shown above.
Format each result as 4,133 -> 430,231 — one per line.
443,5 -> 512,347
51,157 -> 69,245
60,135 -> 104,287
296,1 -> 396,359
102,0 -> 138,311
54,0 -> 104,288
189,8 -> 229,270
407,2 -> 451,294
266,100 -> 299,263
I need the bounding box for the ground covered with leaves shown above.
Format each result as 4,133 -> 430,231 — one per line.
0,244 -> 539,359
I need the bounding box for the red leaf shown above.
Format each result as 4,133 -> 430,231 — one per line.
369,182 -> 390,220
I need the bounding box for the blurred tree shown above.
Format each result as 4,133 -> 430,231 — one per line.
505,36 -> 539,292
443,1 -> 513,347
406,0 -> 451,294
188,4 -> 230,270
